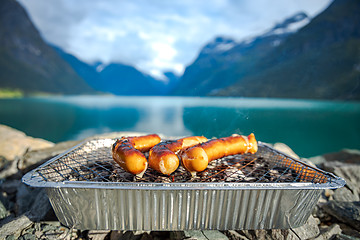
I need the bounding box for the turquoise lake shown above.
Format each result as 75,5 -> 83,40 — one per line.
0,96 -> 359,158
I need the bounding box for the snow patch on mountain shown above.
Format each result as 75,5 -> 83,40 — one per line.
96,64 -> 106,72
237,12 -> 310,48
202,37 -> 237,54
264,12 -> 310,36
198,12 -> 311,59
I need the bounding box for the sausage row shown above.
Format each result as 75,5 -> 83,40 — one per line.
112,133 -> 257,177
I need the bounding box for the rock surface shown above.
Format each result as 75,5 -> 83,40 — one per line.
0,125 -> 359,240
0,124 -> 54,162
322,161 -> 360,195
323,201 -> 360,231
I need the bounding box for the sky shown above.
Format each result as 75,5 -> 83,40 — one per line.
18,0 -> 332,80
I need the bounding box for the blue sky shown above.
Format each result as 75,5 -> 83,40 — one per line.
18,0 -> 332,79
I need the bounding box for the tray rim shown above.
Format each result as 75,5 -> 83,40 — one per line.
22,138 -> 346,190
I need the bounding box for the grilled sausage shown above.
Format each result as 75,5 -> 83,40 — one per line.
124,134 -> 162,152
112,134 -> 161,176
148,136 -> 208,175
181,133 -> 258,174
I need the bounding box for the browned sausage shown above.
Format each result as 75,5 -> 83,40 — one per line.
112,134 -> 161,175
148,136 -> 207,175
125,134 -> 162,152
181,133 -> 258,174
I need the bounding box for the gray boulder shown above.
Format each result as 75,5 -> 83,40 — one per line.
0,124 -> 54,162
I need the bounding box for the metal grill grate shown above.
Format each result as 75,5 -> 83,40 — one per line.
32,139 -> 329,184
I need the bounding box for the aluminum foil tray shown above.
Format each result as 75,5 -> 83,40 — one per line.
22,138 -> 345,230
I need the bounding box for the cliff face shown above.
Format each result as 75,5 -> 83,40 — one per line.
0,0 -> 94,94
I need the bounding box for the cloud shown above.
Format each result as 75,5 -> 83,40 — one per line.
18,0 -> 332,79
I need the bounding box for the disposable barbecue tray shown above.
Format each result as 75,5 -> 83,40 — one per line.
22,138 -> 345,230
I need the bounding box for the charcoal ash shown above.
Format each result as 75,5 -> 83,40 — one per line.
57,153 -> 312,184
223,168 -> 245,182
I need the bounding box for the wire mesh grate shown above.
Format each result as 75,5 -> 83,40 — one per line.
32,139 -> 329,184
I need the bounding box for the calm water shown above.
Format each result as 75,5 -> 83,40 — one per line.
0,96 -> 359,157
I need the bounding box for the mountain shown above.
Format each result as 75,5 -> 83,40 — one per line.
173,0 -> 360,100
0,0 -> 94,95
216,0 -> 360,100
54,46 -> 174,95
172,12 -> 310,96
98,63 -> 166,95
54,45 -> 178,95
163,71 -> 181,92
52,45 -> 103,91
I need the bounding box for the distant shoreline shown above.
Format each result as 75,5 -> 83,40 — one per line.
0,88 -> 23,98
0,88 -> 115,99
1,92 -> 360,104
